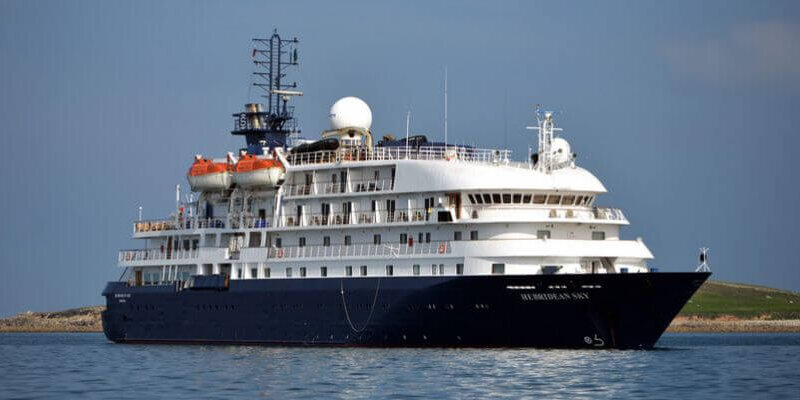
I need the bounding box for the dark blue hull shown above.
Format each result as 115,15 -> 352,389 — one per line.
102,272 -> 709,349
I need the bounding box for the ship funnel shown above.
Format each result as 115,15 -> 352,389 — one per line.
245,103 -> 264,129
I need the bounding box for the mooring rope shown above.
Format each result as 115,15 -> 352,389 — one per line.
340,278 -> 381,333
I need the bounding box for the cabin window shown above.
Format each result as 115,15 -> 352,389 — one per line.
374,170 -> 380,180
533,194 -> 547,204
418,232 -> 424,243
537,230 -> 551,239
454,231 -> 462,241
371,200 -> 377,212
275,238 -> 282,248
374,234 -> 381,245
425,232 -> 431,243
592,231 -> 606,240
482,194 -> 492,204
385,265 -> 394,276
492,193 -> 502,204
562,195 -> 576,205
249,233 -> 261,248
439,264 -> 445,275
344,235 -> 352,246
432,264 -> 438,275
237,268 -> 243,279
491,263 -> 505,275
513,194 -> 522,204
250,268 -> 258,279
400,233 -> 408,244
413,264 -> 420,275
286,267 -> 292,277
320,266 -> 327,277
522,194 -> 532,203
299,267 -> 307,277
470,230 -> 479,240
360,265 -> 368,276
456,263 -> 464,275
346,266 -> 353,276
299,237 -> 306,247
547,195 -> 561,205
323,236 -> 330,246
264,267 -> 271,278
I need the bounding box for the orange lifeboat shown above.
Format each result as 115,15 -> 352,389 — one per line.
186,155 -> 233,192
233,154 -> 285,188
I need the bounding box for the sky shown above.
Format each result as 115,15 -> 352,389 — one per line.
1,0 -> 799,316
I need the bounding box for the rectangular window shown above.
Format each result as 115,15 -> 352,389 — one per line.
299,267 -> 307,277
474,194 -> 484,204
456,263 -> 464,275
413,264 -> 420,275
432,264 -> 438,275
454,231 -> 462,241
320,266 -> 328,277
492,193 -> 502,204
385,265 -> 393,276
575,196 -> 584,206
323,236 -> 330,246
400,233 -> 408,244
360,265 -> 368,276
425,232 -> 431,243
299,237 -> 306,247
537,230 -> 551,239
513,194 -> 522,204
374,234 -> 381,245
344,235 -> 352,246
439,264 -> 445,275
592,231 -> 606,240
491,263 -> 505,275
502,193 -> 512,204
264,267 -> 271,278
374,170 -> 380,180
371,200 -> 377,212
470,230 -> 478,240
542,265 -> 562,275
286,267 -> 292,277
275,238 -> 282,248
533,194 -> 547,204
250,268 -> 258,279
418,232 -> 424,243
561,195 -> 576,205
346,266 -> 353,276
483,194 -> 492,204
237,269 -> 243,279
468,194 -> 476,204
547,195 -> 561,205
522,194 -> 532,203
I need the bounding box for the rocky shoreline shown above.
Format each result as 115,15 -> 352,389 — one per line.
2,306 -> 799,334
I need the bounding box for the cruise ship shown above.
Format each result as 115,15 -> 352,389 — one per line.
102,32 -> 709,349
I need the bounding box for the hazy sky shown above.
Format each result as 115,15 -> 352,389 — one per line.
1,0 -> 799,316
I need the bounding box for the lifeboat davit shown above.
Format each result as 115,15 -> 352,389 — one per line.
233,154 -> 285,188
186,155 -> 232,192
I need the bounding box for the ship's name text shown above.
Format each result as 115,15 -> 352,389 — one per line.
520,292 -> 589,301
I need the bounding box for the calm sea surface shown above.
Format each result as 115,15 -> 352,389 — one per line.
1,333 -> 799,399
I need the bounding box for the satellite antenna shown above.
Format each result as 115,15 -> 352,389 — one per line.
696,247 -> 711,272
526,105 -> 563,173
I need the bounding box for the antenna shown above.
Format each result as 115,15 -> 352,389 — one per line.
406,111 -> 411,159
696,247 -> 711,272
444,66 -> 448,146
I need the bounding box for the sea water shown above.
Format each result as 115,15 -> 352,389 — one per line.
1,333 -> 798,399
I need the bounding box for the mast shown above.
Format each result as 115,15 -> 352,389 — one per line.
526,105 -> 562,173
231,30 -> 302,153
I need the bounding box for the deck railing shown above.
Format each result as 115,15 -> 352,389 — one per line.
286,145 -> 511,166
264,241 -> 451,260
283,178 -> 395,197
464,206 -> 627,223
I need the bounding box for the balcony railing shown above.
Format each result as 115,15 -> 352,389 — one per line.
286,145 -> 511,167
119,248 -> 199,263
464,206 -> 627,223
263,241 -> 451,260
282,207 -> 432,228
283,178 -> 395,197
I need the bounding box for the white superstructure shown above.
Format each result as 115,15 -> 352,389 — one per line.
119,99 -> 652,286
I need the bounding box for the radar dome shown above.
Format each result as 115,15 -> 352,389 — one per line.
552,137 -> 572,164
329,97 -> 372,131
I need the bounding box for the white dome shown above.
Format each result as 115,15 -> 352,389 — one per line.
329,97 -> 372,130
552,137 -> 572,164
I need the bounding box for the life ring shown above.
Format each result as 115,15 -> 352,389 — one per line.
437,243 -> 447,254
277,248 -> 284,258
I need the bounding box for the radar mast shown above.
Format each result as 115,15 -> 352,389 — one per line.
231,30 -> 302,153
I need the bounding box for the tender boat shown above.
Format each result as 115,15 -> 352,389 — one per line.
186,155 -> 232,192
232,153 -> 284,189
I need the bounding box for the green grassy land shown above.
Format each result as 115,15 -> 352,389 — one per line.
679,280 -> 800,319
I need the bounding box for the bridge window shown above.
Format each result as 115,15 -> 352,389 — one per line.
492,193 -> 502,204
502,194 -> 511,203
547,195 -> 561,205
482,194 -> 492,204
491,263 -> 505,275
575,196 -> 585,205
533,194 -> 547,204
513,194 -> 522,204
468,194 -> 476,204
522,194 -> 532,203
